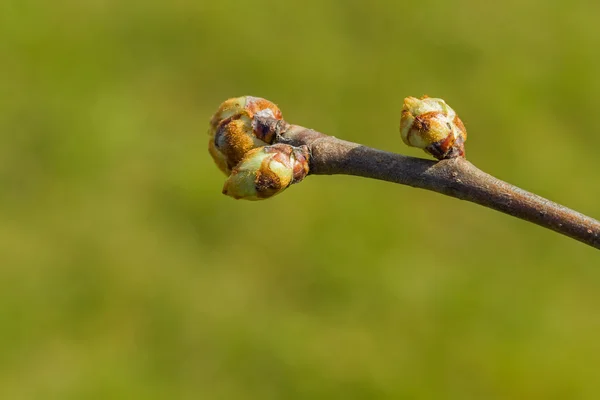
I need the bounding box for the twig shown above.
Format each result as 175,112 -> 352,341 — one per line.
278,124 -> 600,250
208,96 -> 600,249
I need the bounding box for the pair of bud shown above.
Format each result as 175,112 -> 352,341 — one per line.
400,96 -> 467,160
208,96 -> 309,200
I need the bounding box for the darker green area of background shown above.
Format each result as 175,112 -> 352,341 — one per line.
1,0 -> 599,398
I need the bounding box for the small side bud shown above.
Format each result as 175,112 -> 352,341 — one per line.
400,96 -> 467,160
208,96 -> 285,174
222,144 -> 310,201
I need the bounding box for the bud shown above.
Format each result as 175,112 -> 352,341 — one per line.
208,96 -> 284,174
400,96 -> 467,160
222,144 -> 310,201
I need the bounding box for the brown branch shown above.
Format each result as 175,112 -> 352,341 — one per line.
277,124 -> 600,250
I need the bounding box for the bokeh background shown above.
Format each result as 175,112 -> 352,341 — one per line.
1,0 -> 600,398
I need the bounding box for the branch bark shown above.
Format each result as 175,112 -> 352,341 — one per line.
277,124 -> 600,250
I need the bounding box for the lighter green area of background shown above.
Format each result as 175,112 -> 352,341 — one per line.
1,0 -> 599,399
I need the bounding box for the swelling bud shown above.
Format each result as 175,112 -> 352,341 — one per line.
400,96 -> 467,160
222,144 -> 309,201
208,96 -> 284,174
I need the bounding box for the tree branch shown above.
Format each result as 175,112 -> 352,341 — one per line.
278,125 -> 600,250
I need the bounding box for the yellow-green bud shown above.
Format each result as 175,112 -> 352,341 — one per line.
400,96 -> 467,160
222,144 -> 309,201
208,96 -> 284,174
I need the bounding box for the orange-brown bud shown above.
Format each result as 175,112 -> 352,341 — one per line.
208,96 -> 284,174
222,144 -> 310,201
400,96 -> 467,160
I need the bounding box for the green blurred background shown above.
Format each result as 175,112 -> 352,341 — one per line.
1,0 -> 600,398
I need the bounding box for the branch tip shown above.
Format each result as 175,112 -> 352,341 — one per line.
207,95 -> 600,249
